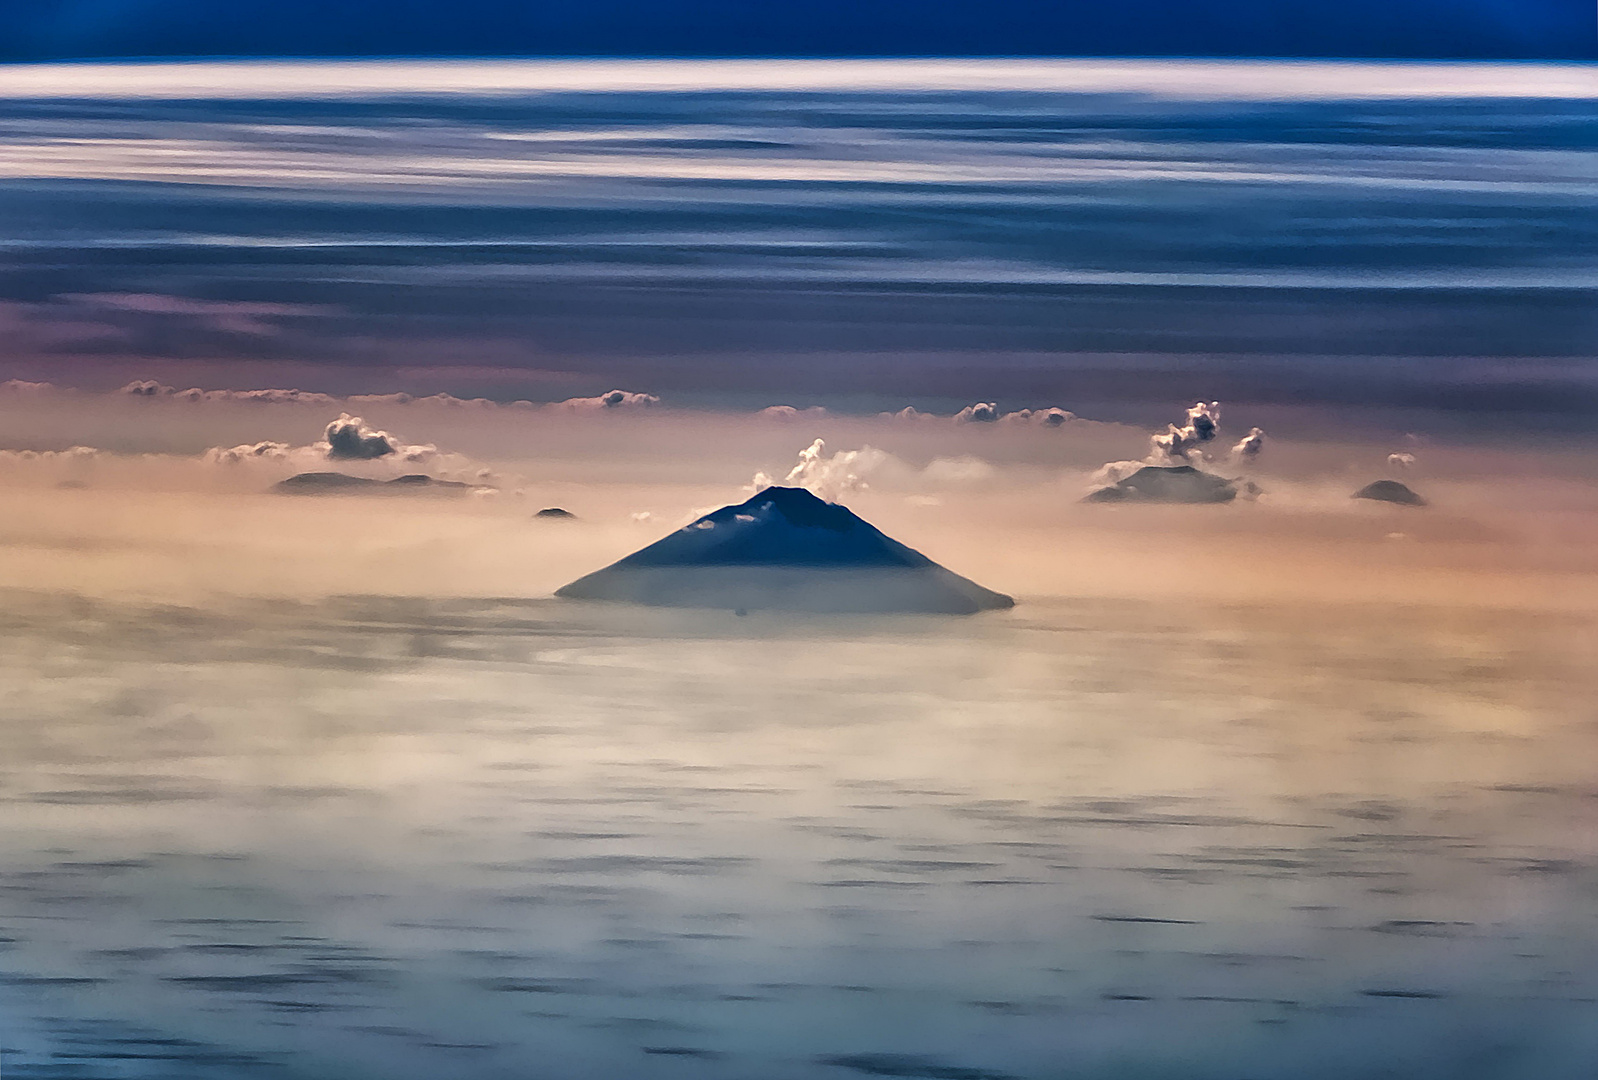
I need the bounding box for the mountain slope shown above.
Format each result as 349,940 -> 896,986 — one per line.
556,486 -> 1013,615
1084,465 -> 1239,504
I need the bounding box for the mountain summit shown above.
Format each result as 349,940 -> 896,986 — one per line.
1353,479 -> 1427,506
1084,465 -> 1240,504
556,486 -> 1013,615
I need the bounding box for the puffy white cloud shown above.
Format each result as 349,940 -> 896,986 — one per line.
1133,400 -> 1262,469
323,414 -> 401,460
1151,401 -> 1222,462
1388,452 -> 1417,472
1087,400 -> 1264,496
198,413 -> 441,475
879,406 -> 937,422
121,379 -> 174,397
755,439 -> 998,502
954,401 -> 1000,424
770,438 -> 892,502
880,403 -> 1075,427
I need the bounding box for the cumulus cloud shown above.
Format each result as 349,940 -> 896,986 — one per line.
880,403 -> 1075,426
323,414 -> 401,460
954,401 -> 1000,424
761,438 -> 892,502
558,389 -> 660,410
320,414 -> 439,463
1002,407 -> 1076,427
1151,401 -> 1222,462
203,441 -> 293,465
1089,400 -> 1264,493
196,413 -> 443,478
1388,452 -> 1417,472
1231,427 -> 1265,463
1136,400 -> 1263,468
753,439 -> 999,502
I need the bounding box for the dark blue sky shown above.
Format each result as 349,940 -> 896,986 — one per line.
3,79 -> 1594,429
3,0 -> 1593,61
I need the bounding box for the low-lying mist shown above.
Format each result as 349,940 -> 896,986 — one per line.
1,383 -> 1594,611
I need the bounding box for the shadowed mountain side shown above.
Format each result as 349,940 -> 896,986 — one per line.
274,472 -> 471,495
1354,479 -> 1428,506
1084,465 -> 1240,504
556,486 -> 1013,615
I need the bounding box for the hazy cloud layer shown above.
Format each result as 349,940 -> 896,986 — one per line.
1,379 -> 1595,613
122,380 -> 340,405
120,381 -> 660,414
759,405 -> 830,421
